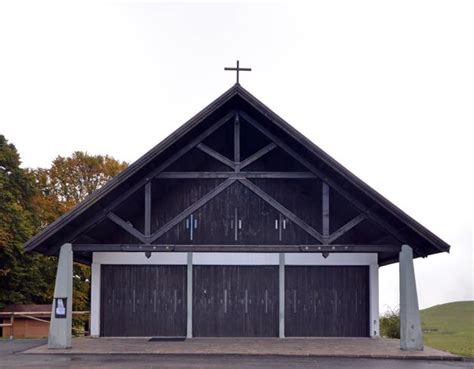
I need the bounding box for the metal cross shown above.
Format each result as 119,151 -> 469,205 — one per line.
224,60 -> 251,84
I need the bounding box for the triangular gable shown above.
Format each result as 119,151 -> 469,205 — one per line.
24,84 -> 450,265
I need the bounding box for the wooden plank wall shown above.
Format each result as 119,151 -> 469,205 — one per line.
193,266 -> 279,337
100,265 -> 187,337
285,266 -> 370,337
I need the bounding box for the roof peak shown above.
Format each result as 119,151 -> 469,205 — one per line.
24,83 -> 450,264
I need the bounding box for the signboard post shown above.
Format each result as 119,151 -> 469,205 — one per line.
54,298 -> 67,319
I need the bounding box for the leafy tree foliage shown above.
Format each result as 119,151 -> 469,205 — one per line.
0,136 -> 128,323
34,151 -> 128,217
0,135 -> 55,308
32,152 -> 128,316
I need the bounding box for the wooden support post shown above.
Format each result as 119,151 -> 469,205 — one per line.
234,114 -> 240,172
145,182 -> 152,237
322,182 -> 330,243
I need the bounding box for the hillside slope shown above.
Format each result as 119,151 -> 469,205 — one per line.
421,301 -> 474,357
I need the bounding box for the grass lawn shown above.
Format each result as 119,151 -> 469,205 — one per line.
421,301 -> 474,357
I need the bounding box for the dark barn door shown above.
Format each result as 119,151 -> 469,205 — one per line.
193,266 -> 279,337
100,265 -> 186,337
285,266 -> 369,337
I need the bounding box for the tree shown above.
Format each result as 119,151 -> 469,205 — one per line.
0,140 -> 127,328
32,152 -> 128,317
0,135 -> 55,308
34,151 -> 128,216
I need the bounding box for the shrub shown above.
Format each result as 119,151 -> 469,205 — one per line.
380,307 -> 400,338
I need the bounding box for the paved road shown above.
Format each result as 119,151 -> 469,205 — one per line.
1,340 -> 472,369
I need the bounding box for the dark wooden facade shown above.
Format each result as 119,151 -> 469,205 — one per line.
193,266 -> 279,337
285,266 -> 369,337
100,265 -> 187,337
65,114 -> 410,256
25,83 -> 450,338
25,84 -> 450,264
99,264 -> 370,338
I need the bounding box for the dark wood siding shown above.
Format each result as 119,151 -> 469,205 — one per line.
156,182 -> 317,245
193,266 -> 279,337
73,101 -> 410,261
285,266 -> 369,337
100,265 -> 186,337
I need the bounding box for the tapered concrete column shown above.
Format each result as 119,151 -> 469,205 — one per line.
399,245 -> 423,351
279,253 -> 285,338
186,252 -> 193,338
90,261 -> 101,337
369,263 -> 380,337
48,243 -> 73,349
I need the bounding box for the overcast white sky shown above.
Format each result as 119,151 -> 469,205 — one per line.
1,1 -> 472,311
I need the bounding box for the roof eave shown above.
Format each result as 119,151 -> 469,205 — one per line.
235,85 -> 451,254
25,83 -> 451,257
24,84 -> 241,252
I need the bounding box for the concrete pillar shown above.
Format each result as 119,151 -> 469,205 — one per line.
399,244 -> 423,351
90,260 -> 100,337
186,252 -> 193,338
279,253 -> 285,338
48,243 -> 73,349
369,263 -> 380,337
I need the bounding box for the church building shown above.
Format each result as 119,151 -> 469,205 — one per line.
25,68 -> 450,350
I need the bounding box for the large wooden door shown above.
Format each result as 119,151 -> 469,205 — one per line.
285,266 -> 369,337
193,266 -> 279,337
100,265 -> 187,337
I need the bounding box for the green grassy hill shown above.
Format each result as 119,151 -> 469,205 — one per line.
421,301 -> 474,357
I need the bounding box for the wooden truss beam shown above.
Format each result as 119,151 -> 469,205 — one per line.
197,143 -> 235,169
327,213 -> 367,244
156,172 -> 316,179
72,243 -> 400,253
148,178 -> 236,243
298,244 -> 400,253
106,212 -> 147,243
240,143 -> 277,169
238,178 -> 324,242
239,111 -> 409,245
79,234 -> 100,244
47,111 -> 236,256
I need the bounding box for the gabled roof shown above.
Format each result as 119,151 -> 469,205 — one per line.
24,84 -> 450,264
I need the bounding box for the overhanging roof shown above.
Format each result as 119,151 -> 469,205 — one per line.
24,84 -> 450,265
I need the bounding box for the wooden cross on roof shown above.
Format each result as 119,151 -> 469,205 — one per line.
224,60 -> 251,84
